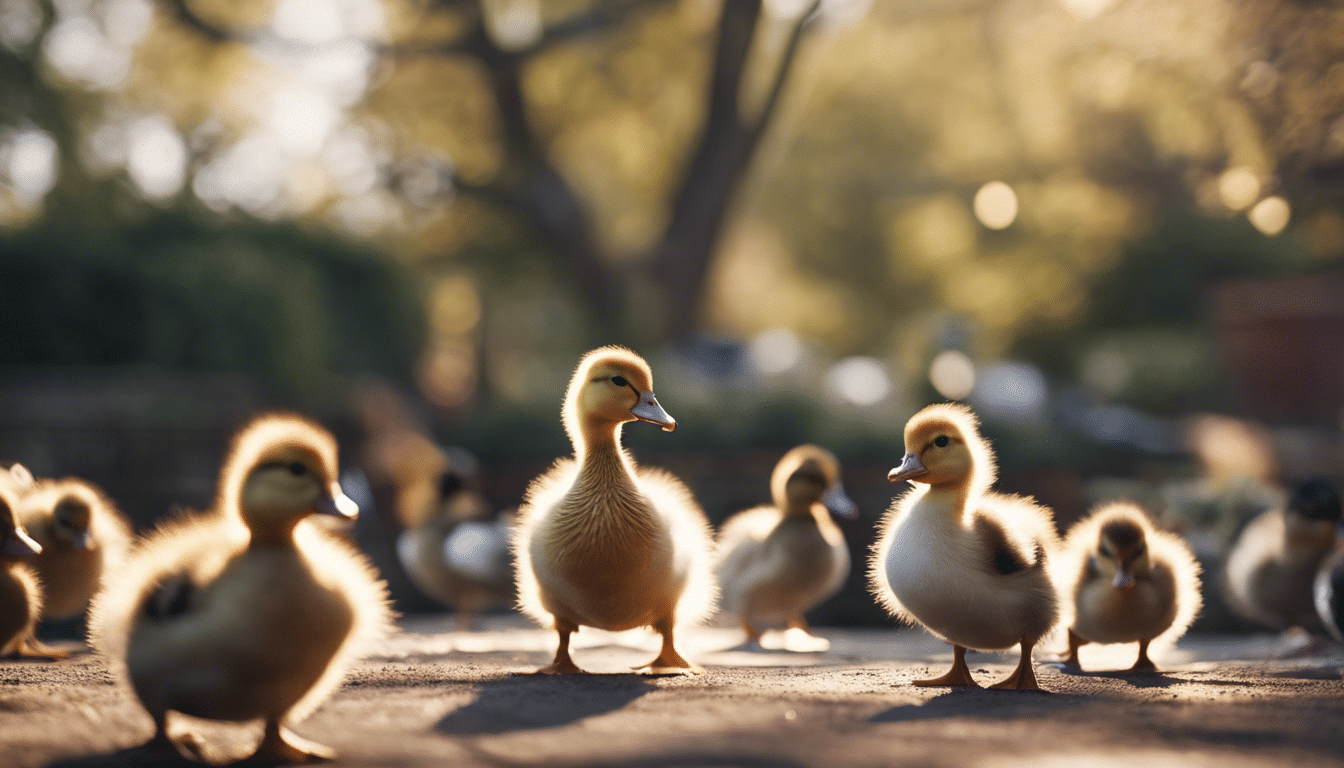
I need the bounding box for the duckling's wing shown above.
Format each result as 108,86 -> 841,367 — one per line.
636,466 -> 719,627
1147,526 -> 1203,649
714,506 -> 782,613
971,513 -> 1037,575
512,458 -> 579,626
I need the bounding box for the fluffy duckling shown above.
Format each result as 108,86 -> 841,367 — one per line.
0,487 -> 45,657
19,479 -> 132,621
1315,540 -> 1344,644
513,346 -> 717,674
715,445 -> 857,647
870,404 -> 1060,690
397,464 -> 515,627
1224,478 -> 1341,632
1056,502 -> 1202,672
89,414 -> 392,763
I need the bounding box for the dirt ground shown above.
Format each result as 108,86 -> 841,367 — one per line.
3,616 -> 1342,768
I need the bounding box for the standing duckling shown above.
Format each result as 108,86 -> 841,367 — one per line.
397,463 -> 515,628
19,479 -> 132,621
870,403 -> 1060,690
1056,502 -> 1202,672
1224,478 -> 1341,632
513,346 -> 717,674
89,414 -> 392,763
0,487 -> 45,657
715,445 -> 857,648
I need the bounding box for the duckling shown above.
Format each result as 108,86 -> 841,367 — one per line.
1224,478 -> 1341,632
397,464 -> 515,628
0,487 -> 45,658
18,479 -> 132,621
513,346 -> 717,674
869,403 -> 1060,690
1056,502 -> 1202,672
89,413 -> 392,763
1314,537 -> 1344,644
0,463 -> 35,498
715,445 -> 857,647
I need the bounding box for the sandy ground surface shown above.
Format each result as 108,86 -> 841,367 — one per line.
2,615 -> 1342,768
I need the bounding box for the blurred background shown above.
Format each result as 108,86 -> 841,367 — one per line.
2,0 -> 1343,628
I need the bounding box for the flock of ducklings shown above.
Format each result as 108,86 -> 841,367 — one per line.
0,345 -> 1340,763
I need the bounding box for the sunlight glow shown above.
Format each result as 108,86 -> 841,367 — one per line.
1218,167 -> 1260,211
1060,0 -> 1117,19
127,116 -> 187,200
929,350 -> 975,400
42,15 -> 131,90
482,0 -> 542,52
973,181 -> 1018,230
972,362 -> 1047,420
749,328 -> 804,376
1248,196 -> 1290,236
5,128 -> 58,205
825,357 -> 891,407
0,0 -> 42,51
274,0 -> 345,44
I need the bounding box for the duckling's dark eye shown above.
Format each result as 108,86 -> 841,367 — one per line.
933,435 -> 949,448
611,375 -> 629,387
287,462 -> 307,476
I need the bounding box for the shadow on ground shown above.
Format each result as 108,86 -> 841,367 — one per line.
437,674 -> 656,735
868,689 -> 1098,723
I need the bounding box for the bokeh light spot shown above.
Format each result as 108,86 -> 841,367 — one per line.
973,181 -> 1018,230
749,328 -> 803,376
5,128 -> 58,205
1248,196 -> 1290,236
1218,167 -> 1260,211
825,357 -> 891,407
127,117 -> 187,200
929,350 -> 975,400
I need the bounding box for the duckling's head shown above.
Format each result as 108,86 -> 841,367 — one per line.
562,346 -> 675,449
220,414 -> 358,540
0,488 -> 41,560
48,493 -> 94,550
888,403 -> 995,495
1284,478 -> 1341,548
773,445 -> 857,518
1091,511 -> 1151,589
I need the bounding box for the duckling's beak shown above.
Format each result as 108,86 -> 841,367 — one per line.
1111,569 -> 1136,589
314,483 -> 360,520
72,530 -> 93,550
888,453 -> 927,483
822,485 -> 859,518
3,527 -> 41,557
630,391 -> 677,432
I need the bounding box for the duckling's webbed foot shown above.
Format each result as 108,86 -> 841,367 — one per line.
638,618 -> 702,675
913,644 -> 979,687
8,634 -> 71,661
251,720 -> 336,764
536,618 -> 586,674
1125,639 -> 1158,674
989,640 -> 1043,691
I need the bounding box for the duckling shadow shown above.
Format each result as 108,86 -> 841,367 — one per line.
868,689 -> 1095,723
1060,669 -> 1185,689
437,673 -> 655,735
46,749 -> 204,768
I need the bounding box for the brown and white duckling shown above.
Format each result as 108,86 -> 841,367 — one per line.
0,487 -> 45,658
715,445 -> 857,648
1056,502 -> 1202,672
89,414 -> 392,763
19,479 -> 132,621
1224,479 -> 1341,632
870,403 -> 1060,690
513,346 -> 717,674
397,464 -> 515,628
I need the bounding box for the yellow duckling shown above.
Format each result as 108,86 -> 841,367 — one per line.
89,414 -> 392,763
19,478 -> 132,621
714,445 -> 857,647
513,346 -> 717,674
1224,479 -> 1341,632
1056,502 -> 1202,672
870,403 -> 1060,690
0,487 -> 45,657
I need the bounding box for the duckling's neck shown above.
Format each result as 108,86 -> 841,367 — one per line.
920,479 -> 972,522
782,500 -> 819,518
246,519 -> 302,548
573,421 -> 640,501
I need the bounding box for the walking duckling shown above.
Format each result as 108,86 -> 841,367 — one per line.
89,413 -> 392,763
1224,478 -> 1341,632
715,445 -> 857,648
1056,502 -> 1202,672
19,478 -> 132,621
513,346 -> 717,674
0,487 -> 45,658
870,403 -> 1060,690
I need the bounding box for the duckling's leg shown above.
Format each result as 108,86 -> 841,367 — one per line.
1063,629 -> 1087,670
535,617 -> 584,674
251,718 -> 337,764
741,618 -> 761,644
786,616 -> 810,632
913,644 -> 978,687
1128,639 -> 1158,673
989,640 -> 1042,690
9,633 -> 70,660
638,616 -> 701,674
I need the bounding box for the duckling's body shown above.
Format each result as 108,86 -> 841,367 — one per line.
870,404 -> 1060,690
1224,479 -> 1340,632
0,488 -> 44,657
398,469 -> 514,626
19,479 -> 131,620
716,445 -> 856,644
1315,544 -> 1344,644
1057,502 -> 1202,672
514,347 -> 716,674
90,414 -> 391,763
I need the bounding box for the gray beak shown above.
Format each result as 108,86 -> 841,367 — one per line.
888,453 -> 928,483
1111,570 -> 1136,589
821,485 -> 859,519
314,483 -> 360,520
630,391 -> 676,432
3,527 -> 41,557
72,530 -> 93,550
